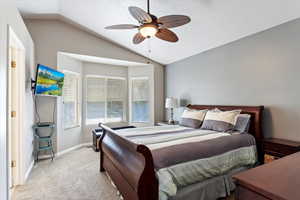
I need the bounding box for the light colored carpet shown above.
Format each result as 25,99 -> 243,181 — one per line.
13,147 -> 234,200
13,147 -> 120,200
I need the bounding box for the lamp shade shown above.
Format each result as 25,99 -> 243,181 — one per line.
165,97 -> 178,108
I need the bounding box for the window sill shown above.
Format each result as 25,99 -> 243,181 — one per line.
64,125 -> 81,130
86,119 -> 126,126
86,121 -> 103,126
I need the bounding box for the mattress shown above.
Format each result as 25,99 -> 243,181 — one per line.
115,125 -> 257,200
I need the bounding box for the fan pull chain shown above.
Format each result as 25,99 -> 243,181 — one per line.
147,39 -> 152,64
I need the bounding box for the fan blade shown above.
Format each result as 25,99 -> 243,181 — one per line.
129,6 -> 152,23
158,15 -> 191,28
105,24 -> 139,30
155,29 -> 179,42
133,33 -> 146,44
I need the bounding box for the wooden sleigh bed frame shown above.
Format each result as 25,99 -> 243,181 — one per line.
99,105 -> 264,200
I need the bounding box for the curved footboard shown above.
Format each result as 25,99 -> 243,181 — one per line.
99,124 -> 159,200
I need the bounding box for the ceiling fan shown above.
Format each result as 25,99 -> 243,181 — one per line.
105,0 -> 191,44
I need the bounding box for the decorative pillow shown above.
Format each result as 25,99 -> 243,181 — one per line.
234,114 -> 251,133
201,109 -> 241,132
180,109 -> 208,128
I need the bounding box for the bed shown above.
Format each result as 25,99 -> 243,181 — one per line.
99,105 -> 264,200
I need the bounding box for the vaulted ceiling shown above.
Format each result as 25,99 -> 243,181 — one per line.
16,0 -> 300,65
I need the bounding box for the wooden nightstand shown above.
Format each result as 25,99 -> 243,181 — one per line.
156,121 -> 179,126
263,138 -> 300,163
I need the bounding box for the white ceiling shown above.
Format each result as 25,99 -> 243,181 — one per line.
17,0 -> 300,65
59,52 -> 149,67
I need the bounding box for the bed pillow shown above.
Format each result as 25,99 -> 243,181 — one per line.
180,109 -> 208,128
234,114 -> 251,133
201,109 -> 241,132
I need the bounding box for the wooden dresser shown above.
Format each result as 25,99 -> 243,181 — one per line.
233,152 -> 300,200
263,138 -> 300,163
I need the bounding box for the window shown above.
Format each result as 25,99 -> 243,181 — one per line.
107,79 -> 125,121
131,77 -> 150,122
86,76 -> 126,124
86,77 -> 106,123
63,71 -> 80,129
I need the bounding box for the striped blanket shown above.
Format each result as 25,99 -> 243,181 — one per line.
115,125 -> 257,200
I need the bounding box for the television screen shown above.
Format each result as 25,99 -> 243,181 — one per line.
35,64 -> 65,96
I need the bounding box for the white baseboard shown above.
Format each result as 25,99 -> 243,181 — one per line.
24,160 -> 34,182
56,142 -> 92,157
38,142 -> 92,160
9,186 -> 15,200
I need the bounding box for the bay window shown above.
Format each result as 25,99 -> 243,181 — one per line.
86,76 -> 126,124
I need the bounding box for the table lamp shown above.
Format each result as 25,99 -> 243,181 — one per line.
165,97 -> 178,124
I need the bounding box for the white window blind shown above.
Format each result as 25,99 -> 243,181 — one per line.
86,77 -> 106,123
86,76 -> 126,124
107,79 -> 125,121
131,78 -> 150,122
63,72 -> 80,129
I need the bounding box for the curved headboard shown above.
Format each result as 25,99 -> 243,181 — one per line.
187,104 -> 264,162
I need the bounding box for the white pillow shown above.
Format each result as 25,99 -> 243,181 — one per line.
201,109 -> 241,132
180,109 -> 208,128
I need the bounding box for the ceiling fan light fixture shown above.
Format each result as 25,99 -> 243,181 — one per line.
139,24 -> 158,37
105,0 -> 191,44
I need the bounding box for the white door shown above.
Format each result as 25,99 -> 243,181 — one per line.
8,47 -> 15,189
8,45 -> 13,190
8,28 -> 25,196
8,46 -> 18,190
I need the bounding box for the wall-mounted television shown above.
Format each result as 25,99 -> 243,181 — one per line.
34,64 -> 65,97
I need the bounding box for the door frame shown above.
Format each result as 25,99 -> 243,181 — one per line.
7,26 -> 26,194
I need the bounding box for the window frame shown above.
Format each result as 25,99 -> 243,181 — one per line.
85,75 -> 127,125
62,70 -> 81,130
129,77 -> 150,123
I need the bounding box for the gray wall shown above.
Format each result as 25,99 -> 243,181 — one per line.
0,0 -> 35,199
166,18 -> 300,141
24,18 -> 165,153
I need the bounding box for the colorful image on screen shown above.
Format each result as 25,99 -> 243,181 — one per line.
35,64 -> 64,96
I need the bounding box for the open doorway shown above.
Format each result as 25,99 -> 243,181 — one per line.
7,27 -> 26,198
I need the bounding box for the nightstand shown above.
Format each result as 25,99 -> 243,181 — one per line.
263,138 -> 300,163
156,121 -> 179,126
